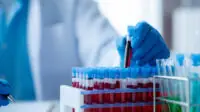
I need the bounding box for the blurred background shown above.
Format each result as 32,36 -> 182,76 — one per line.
97,0 -> 200,53
1,0 -> 200,111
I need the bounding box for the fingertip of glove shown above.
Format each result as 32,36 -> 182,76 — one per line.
127,26 -> 135,37
116,36 -> 126,49
0,95 -> 9,106
136,21 -> 151,28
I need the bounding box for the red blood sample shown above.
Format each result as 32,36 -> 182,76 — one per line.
93,81 -> 99,104
132,106 -> 142,112
98,82 -> 104,104
103,82 -> 110,103
131,84 -> 138,103
103,82 -> 111,112
132,84 -> 143,103
148,82 -> 153,102
143,82 -> 153,102
110,83 -> 115,112
85,86 -> 93,112
126,85 -> 133,102
145,105 -> 153,112
72,78 -> 76,112
155,83 -> 162,112
142,82 -> 149,102
110,83 -> 115,103
156,105 -> 162,112
115,80 -> 121,103
137,82 -> 143,102
94,81 -> 104,112
126,106 -> 132,112
156,83 -> 161,101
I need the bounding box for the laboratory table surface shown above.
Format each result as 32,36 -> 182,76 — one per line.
0,101 -> 72,112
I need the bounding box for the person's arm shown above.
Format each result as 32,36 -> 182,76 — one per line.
74,0 -> 120,67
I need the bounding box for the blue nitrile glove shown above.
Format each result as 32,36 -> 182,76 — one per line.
0,79 -> 11,106
116,21 -> 170,66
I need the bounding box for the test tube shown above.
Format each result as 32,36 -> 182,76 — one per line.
93,69 -> 99,104
86,69 -> 94,104
109,68 -> 116,112
79,68 -> 84,89
136,67 -> 143,103
151,67 -> 162,112
176,54 -> 186,112
131,68 -> 142,112
142,67 -> 153,112
142,67 -> 150,102
72,68 -> 76,112
130,68 -> 138,103
190,54 -> 200,111
98,69 -> 105,104
72,68 -> 76,88
156,59 -> 169,111
114,68 -> 121,103
76,68 -> 80,88
126,68 -> 133,103
120,68 -> 128,112
123,68 -> 132,112
103,68 -> 113,112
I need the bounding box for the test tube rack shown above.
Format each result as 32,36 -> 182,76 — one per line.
153,75 -> 200,112
60,85 -> 161,112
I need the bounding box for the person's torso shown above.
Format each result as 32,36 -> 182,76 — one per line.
28,0 -> 82,100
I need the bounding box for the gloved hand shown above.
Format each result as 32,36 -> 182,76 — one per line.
116,21 -> 170,66
0,79 -> 11,106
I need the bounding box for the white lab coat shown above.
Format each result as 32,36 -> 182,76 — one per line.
28,0 -> 119,100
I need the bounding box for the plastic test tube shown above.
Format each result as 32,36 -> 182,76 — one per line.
121,68 -> 130,112
93,69 -> 99,104
131,68 -> 142,112
114,68 -> 121,103
86,69 -> 94,104
190,54 -> 200,111
72,68 -> 76,87
142,67 -> 153,112
151,67 -> 162,112
126,68 -> 133,103
136,67 -> 143,103
72,68 -> 76,112
103,68 -> 112,112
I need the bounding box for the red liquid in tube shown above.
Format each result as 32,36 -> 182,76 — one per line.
156,83 -> 162,112
126,85 -> 133,102
126,84 -> 133,112
115,80 -> 121,103
142,79 -> 150,102
137,82 -> 143,102
103,82 -> 111,112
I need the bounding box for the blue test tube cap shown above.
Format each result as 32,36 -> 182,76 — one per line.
151,67 -> 158,76
127,68 -> 132,78
130,68 -> 138,78
72,67 -> 76,77
190,54 -> 200,66
136,67 -> 142,78
103,68 -> 109,78
87,68 -> 94,79
109,68 -> 115,79
99,69 -> 105,79
141,67 -> 151,78
120,68 -> 129,79
176,54 -> 185,66
114,68 -> 120,79
92,68 -> 98,79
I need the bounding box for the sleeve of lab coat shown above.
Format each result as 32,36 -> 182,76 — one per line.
75,0 -> 120,66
